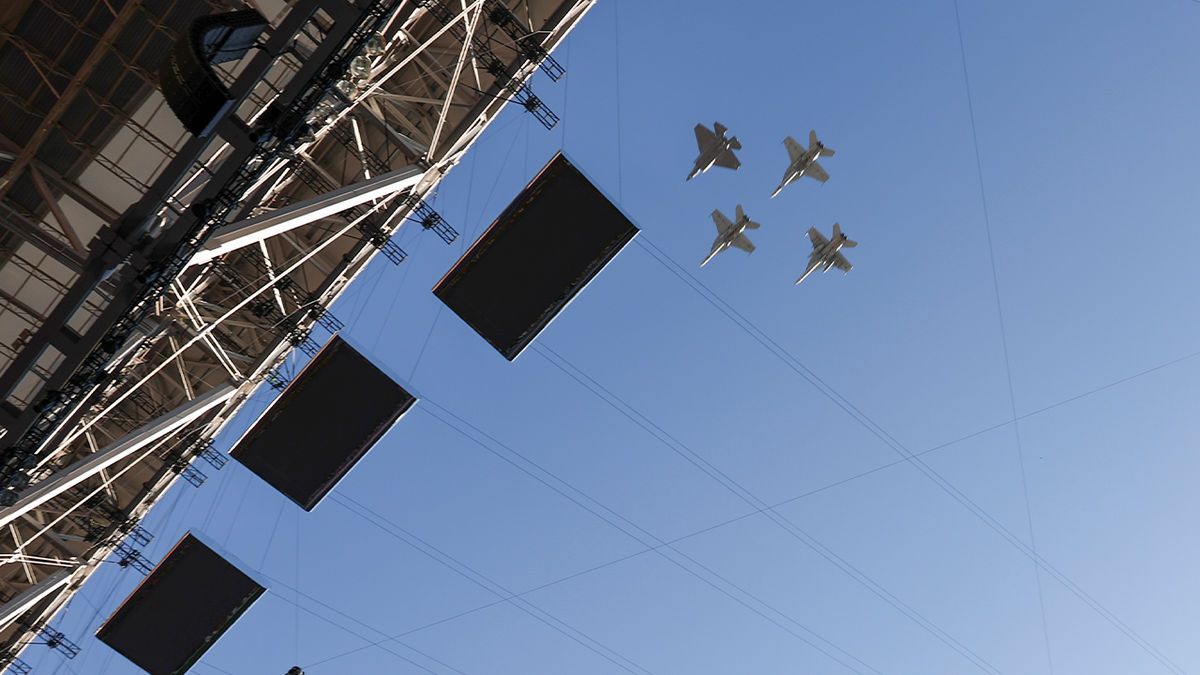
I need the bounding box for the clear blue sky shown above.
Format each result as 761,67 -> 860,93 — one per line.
33,2 -> 1200,674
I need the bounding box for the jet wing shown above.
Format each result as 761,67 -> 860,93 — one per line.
731,234 -> 755,253
805,160 -> 829,183
784,136 -> 806,162
806,227 -> 829,250
713,150 -> 740,170
711,209 -> 733,234
832,251 -> 852,273
694,124 -> 717,151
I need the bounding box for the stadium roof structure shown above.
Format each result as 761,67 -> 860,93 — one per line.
0,0 -> 594,666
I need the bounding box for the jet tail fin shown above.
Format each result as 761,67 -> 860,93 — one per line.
808,130 -> 835,157
729,137 -> 742,150
714,122 -> 728,136
833,223 -> 857,247
736,204 -> 761,229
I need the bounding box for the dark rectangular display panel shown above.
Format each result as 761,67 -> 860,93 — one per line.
433,152 -> 638,360
96,533 -> 265,675
231,335 -> 416,510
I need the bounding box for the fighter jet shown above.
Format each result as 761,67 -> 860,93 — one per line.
796,223 -> 856,285
687,122 -> 742,180
702,205 -> 760,267
771,130 -> 835,198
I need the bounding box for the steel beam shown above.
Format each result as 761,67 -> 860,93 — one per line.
0,568 -> 75,632
0,201 -> 85,275
358,100 -> 425,161
28,159 -> 120,225
0,383 -> 234,532
189,165 -> 422,266
27,168 -> 85,255
427,4 -> 481,157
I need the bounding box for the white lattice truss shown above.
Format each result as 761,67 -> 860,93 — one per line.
0,0 -> 596,661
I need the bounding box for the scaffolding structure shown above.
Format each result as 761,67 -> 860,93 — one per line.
0,0 -> 595,664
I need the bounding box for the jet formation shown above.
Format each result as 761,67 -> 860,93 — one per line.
702,205 -> 759,266
687,122 -> 856,284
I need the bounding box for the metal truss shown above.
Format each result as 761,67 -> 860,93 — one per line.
0,0 -> 597,662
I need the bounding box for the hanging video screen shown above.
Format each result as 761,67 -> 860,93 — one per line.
231,335 -> 417,510
434,152 -> 638,360
96,533 -> 265,675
